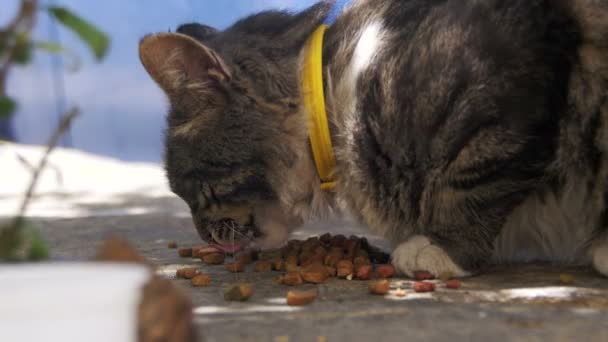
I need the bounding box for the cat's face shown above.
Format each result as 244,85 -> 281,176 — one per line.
139,3 -> 330,251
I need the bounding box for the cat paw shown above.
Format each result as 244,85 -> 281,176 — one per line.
592,241 -> 608,277
391,235 -> 470,278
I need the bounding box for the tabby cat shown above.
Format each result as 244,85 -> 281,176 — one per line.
139,0 -> 608,277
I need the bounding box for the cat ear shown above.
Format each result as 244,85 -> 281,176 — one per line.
281,2 -> 333,45
139,32 -> 231,97
177,23 -> 218,41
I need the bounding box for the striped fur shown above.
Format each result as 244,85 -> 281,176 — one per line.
140,0 -> 608,276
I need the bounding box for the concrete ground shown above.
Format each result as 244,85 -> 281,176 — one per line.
3,144 -> 608,341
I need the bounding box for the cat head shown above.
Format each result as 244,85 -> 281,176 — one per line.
139,3 -> 332,251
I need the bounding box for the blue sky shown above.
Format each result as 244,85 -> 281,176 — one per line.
2,0 -> 316,162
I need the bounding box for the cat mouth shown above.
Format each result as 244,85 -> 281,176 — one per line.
205,218 -> 261,253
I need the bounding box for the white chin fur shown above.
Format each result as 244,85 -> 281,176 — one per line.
251,204 -> 299,250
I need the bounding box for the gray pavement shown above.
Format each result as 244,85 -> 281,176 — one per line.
2,145 -> 608,341
29,210 -> 608,342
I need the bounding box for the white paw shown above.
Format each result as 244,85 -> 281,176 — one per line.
592,241 -> 608,277
391,235 -> 470,278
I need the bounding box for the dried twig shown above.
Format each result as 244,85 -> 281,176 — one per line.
0,0 -> 39,95
0,108 -> 79,259
15,107 -> 79,221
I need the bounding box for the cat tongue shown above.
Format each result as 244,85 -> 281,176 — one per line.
210,243 -> 245,254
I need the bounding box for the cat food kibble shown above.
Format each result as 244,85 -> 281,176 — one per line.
178,248 -> 193,258
176,267 -> 200,279
224,262 -> 245,273
191,274 -> 212,287
287,289 -> 318,306
279,272 -> 304,286
559,273 -> 575,284
224,284 -> 253,302
254,261 -> 273,272
376,264 -> 396,278
167,241 -> 178,249
202,253 -> 225,265
445,279 -> 462,289
438,271 -> 453,282
414,271 -> 434,281
301,264 -> 330,284
355,265 -> 373,280
413,281 -> 436,293
235,252 -> 253,265
368,280 -> 390,295
195,246 -> 222,258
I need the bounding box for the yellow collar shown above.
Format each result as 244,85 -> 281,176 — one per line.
302,25 -> 337,191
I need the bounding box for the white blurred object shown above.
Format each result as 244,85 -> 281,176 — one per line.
0,263 -> 151,342
0,143 -> 189,218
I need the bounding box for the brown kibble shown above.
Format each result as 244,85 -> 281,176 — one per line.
355,249 -> 369,259
279,272 -> 304,286
287,289 -> 318,306
195,246 -> 222,258
258,250 -> 282,261
337,264 -> 354,278
414,271 -> 434,281
336,259 -> 353,269
344,238 -> 361,259
356,265 -> 373,280
324,253 -> 342,267
559,273 -> 575,285
224,284 -> 253,302
445,279 -> 462,289
191,274 -> 212,287
202,253 -> 225,265
225,262 -> 245,273
353,256 -> 371,267
273,260 -> 287,272
413,281 -> 436,293
299,252 -> 313,264
369,280 -> 390,295
254,261 -> 273,272
178,248 -> 193,258
286,264 -> 303,273
167,241 -> 178,249
329,246 -> 344,255
301,253 -> 325,267
376,264 -> 395,278
330,234 -> 347,247
301,272 -> 327,284
235,252 -> 253,265
438,271 -> 453,282
313,245 -> 328,256
285,254 -> 299,265
301,265 -> 329,284
176,267 -> 199,279
320,233 -> 332,244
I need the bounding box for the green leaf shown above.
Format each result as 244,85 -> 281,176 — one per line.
13,32 -> 32,65
34,41 -> 82,72
35,41 -> 64,54
0,96 -> 17,118
47,6 -> 109,60
26,228 -> 49,261
13,43 -> 32,65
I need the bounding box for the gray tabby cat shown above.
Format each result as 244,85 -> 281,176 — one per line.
139,0 -> 608,277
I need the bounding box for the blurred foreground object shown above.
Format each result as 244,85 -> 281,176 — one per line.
95,237 -> 197,342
